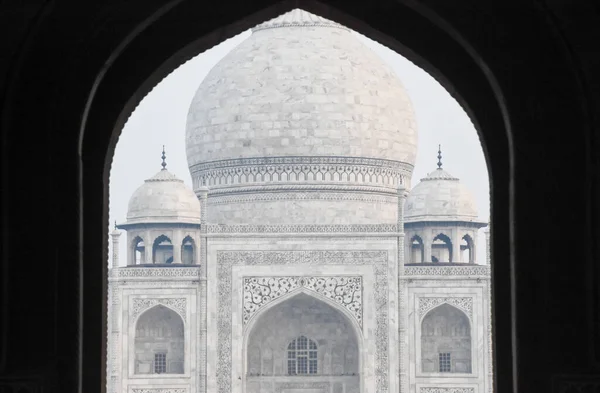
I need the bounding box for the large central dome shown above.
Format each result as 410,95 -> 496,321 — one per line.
185,9 -> 418,225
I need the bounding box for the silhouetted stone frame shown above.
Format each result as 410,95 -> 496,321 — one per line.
79,1 -> 514,393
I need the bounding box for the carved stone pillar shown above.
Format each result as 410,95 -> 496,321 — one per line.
423,229 -> 433,263
484,222 -> 491,265
452,227 -> 461,263
110,226 -> 121,267
397,184 -> 409,393
107,282 -> 121,393
145,230 -> 152,264
196,186 -> 209,393
172,229 -> 183,264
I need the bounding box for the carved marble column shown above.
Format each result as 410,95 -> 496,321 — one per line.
172,229 -> 183,264
107,280 -> 121,393
110,226 -> 121,267
485,221 -> 493,392
423,229 -> 433,263
451,227 -> 461,263
144,229 -> 152,264
484,222 -> 491,265
197,186 -> 209,393
397,184 -> 409,393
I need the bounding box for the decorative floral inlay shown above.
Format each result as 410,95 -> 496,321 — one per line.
418,297 -> 473,320
190,156 -> 411,190
114,267 -> 200,278
420,388 -> 475,393
207,223 -> 398,234
131,298 -> 187,322
131,389 -> 186,393
405,265 -> 490,277
243,276 -> 362,327
217,250 -> 389,393
273,381 -> 330,393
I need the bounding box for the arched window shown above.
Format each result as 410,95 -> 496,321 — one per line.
132,236 -> 145,265
181,236 -> 195,264
461,234 -> 474,263
432,233 -> 453,263
287,336 -> 318,375
152,235 -> 173,264
410,235 -> 424,263
421,304 -> 471,373
135,305 -> 184,374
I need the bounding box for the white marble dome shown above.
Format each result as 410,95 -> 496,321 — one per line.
405,167 -> 479,222
186,9 -> 417,169
126,169 -> 201,225
184,9 -> 418,225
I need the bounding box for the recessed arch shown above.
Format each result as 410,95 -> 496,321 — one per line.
461,234 -> 475,264
152,234 -> 173,264
432,233 -> 453,263
79,1 -> 514,392
134,305 -> 185,375
244,290 -> 361,385
131,235 -> 145,265
421,303 -> 472,374
410,234 -> 425,264
181,235 -> 196,264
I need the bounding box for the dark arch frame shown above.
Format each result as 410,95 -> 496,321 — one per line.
432,233 -> 453,263
152,234 -> 173,264
461,234 -> 475,264
78,1 -> 515,392
181,235 -> 196,265
410,234 -> 425,264
131,235 -> 145,265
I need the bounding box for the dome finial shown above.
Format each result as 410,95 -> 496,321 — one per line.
437,144 -> 443,169
161,145 -> 167,170
114,220 -> 117,230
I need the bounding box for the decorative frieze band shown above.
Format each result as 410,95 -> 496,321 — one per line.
404,265 -> 490,277
112,267 -> 201,279
190,156 -> 412,189
208,191 -> 397,206
131,298 -> 187,322
131,389 -> 187,393
243,276 -> 362,328
418,297 -> 473,320
420,388 -> 475,393
206,223 -> 398,234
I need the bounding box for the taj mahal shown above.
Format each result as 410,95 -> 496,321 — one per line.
107,9 -> 493,393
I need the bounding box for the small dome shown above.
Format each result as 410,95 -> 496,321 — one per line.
126,169 -> 201,225
405,167 -> 479,223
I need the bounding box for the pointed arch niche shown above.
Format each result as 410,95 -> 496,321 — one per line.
410,235 -> 425,264
152,235 -> 173,264
420,303 -> 472,374
244,291 -> 361,392
132,236 -> 145,265
181,235 -> 196,264
134,305 -> 185,375
431,233 -> 453,263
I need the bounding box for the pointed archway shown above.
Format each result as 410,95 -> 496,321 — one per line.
244,291 -> 361,392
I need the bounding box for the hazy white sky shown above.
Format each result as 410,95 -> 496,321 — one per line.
108,27 -> 490,266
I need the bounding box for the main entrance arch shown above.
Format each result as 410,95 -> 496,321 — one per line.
244,291 -> 362,393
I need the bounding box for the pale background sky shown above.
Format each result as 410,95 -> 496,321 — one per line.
108,27 -> 490,267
